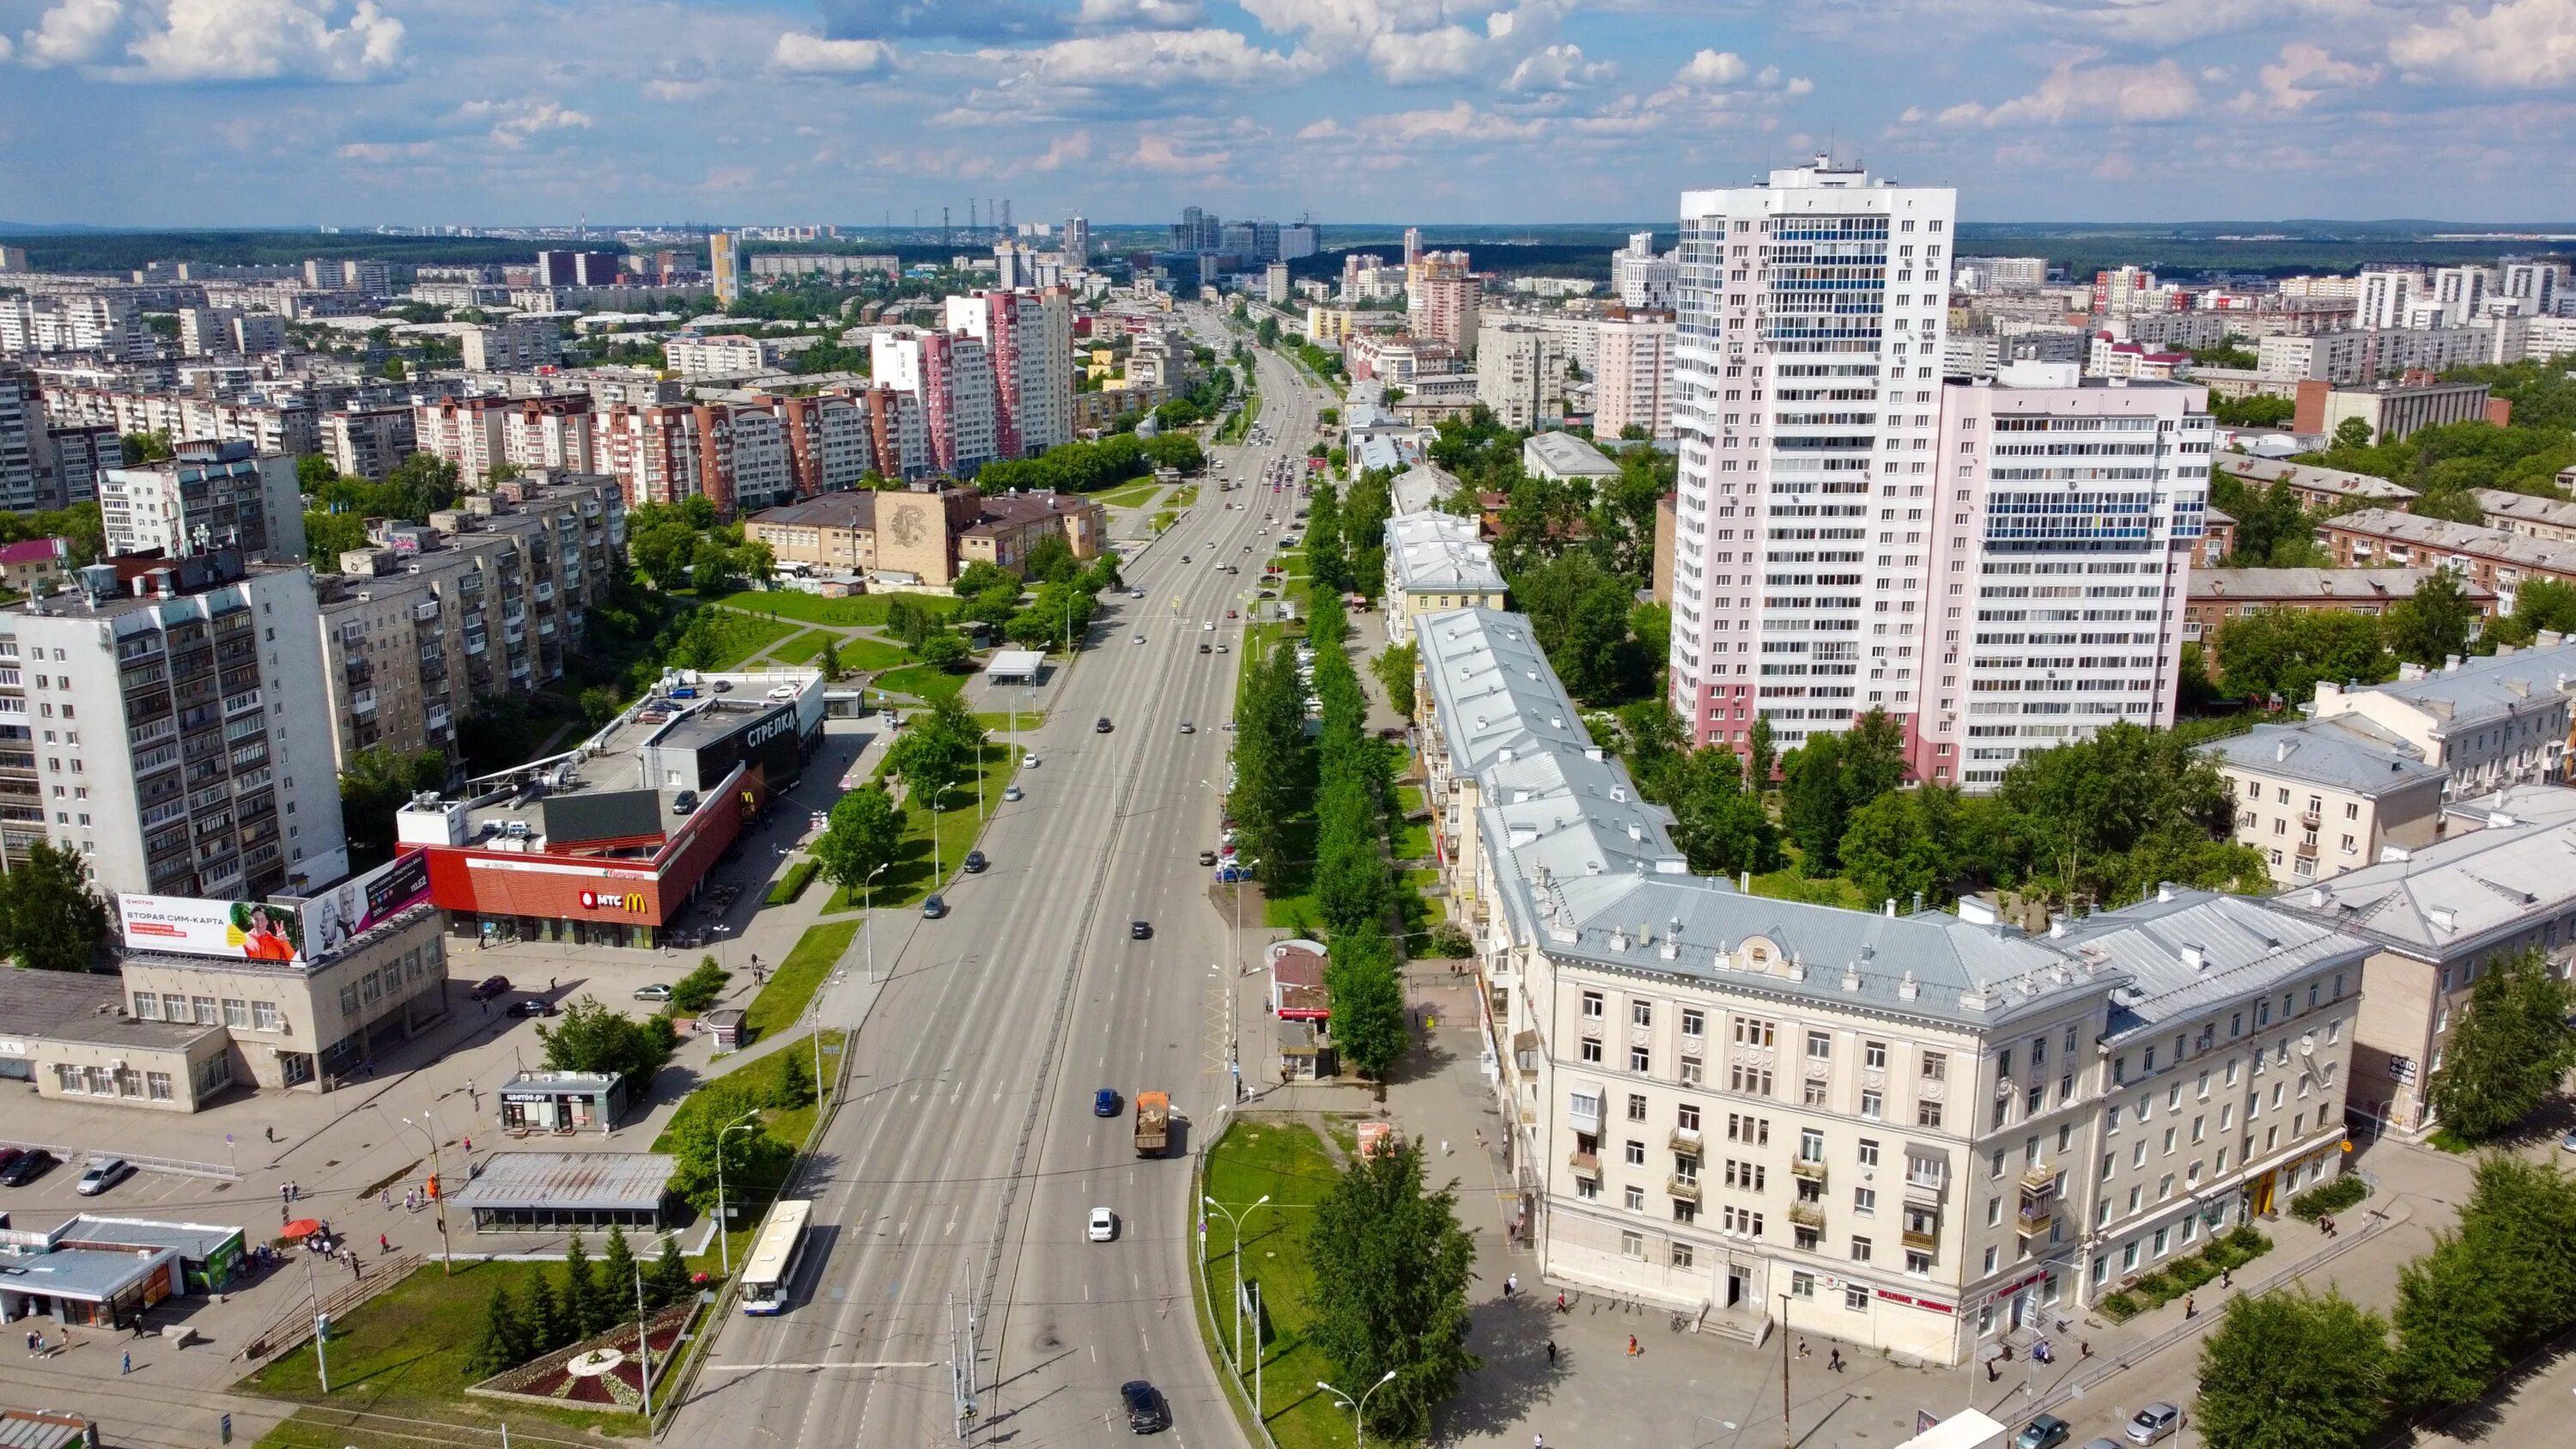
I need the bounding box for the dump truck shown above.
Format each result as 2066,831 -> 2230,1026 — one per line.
1133,1091 -> 1171,1157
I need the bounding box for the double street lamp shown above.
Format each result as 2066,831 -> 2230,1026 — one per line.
1315,1370 -> 1397,1449
712,1110 -> 759,1274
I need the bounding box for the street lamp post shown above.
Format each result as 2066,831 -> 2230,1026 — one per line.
713,1110 -> 759,1274
930,774 -> 951,885
1201,1194 -> 1270,1371
864,862 -> 889,984
372,1105 -> 453,1276
712,922 -> 732,974
1315,1371 -> 1397,1449
633,1257 -> 655,1420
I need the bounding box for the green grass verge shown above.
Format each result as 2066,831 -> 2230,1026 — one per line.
700,612 -> 801,669
765,859 -> 819,905
823,744 -> 1018,910
242,1260 -> 646,1440
1097,479 -> 1165,508
875,662 -> 969,703
975,709 -> 1048,733
767,629 -> 827,664
1747,868 -> 1870,911
650,1027 -> 846,1155
1200,1117 -> 1359,1449
835,636 -> 912,673
1173,485 -> 1200,508
739,920 -> 861,1041
1151,508 -> 1179,533
708,589 -> 962,628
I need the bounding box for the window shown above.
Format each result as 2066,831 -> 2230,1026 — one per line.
1582,1038 -> 1604,1063
1856,1138 -> 1880,1167
1731,1062 -> 1774,1096
54,1063 -> 82,1093
1806,1080 -> 1829,1106
1921,1051 -> 1947,1081
1791,1271 -> 1816,1299
1917,1099 -> 1944,1129
1681,1008 -> 1705,1038
1861,1088 -> 1884,1119
1583,991 -> 1604,1020
1865,1039 -> 1887,1069
1632,1045 -> 1653,1073
191,995 -> 219,1026
1854,1187 -> 1877,1215
339,984 -> 360,1015
1621,1230 -> 1646,1259
253,1001 -> 281,1032
1577,1177 -> 1601,1200
1728,1113 -> 1771,1144
1678,1103 -> 1701,1131
2154,1226 -> 2171,1257
1672,1241 -> 1696,1269
146,1071 -> 173,1101
1846,1287 -> 1871,1312
1626,1140 -> 1647,1166
133,993 -> 163,1020
1723,1206 -> 1765,1237
1906,1251 -> 1935,1275
223,998 -> 249,1028
1625,1185 -> 1647,1211
1726,1159 -> 1765,1190
2123,1241 -> 2140,1270
1633,1000 -> 1655,1027
1807,1031 -> 1832,1061
1850,1236 -> 1873,1263
1800,1128 -> 1825,1161
161,991 -> 185,1020
1734,1015 -> 1777,1047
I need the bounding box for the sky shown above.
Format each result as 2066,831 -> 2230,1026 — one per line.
1,0 -> 2573,228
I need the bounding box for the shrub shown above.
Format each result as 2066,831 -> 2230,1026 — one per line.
2289,1172 -> 2369,1221
2136,1269 -> 2174,1299
671,957 -> 731,1014
2100,1291 -> 2142,1323
767,859 -> 820,904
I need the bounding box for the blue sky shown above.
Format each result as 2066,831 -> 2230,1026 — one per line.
1,0 -> 2572,228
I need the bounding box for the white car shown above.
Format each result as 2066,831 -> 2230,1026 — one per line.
1021,752 -> 1040,767
1089,1207 -> 1117,1242
1202,620 -> 1216,631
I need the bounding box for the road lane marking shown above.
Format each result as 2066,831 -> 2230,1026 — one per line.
708,1361 -> 940,1371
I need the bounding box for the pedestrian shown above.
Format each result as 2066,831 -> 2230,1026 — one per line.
462,1135 -> 471,1154
1986,1360 -> 1999,1383
26,1330 -> 40,1357
1798,1339 -> 1810,1359
280,1183 -> 291,1206
380,1189 -> 391,1211
549,977 -> 556,989
1505,1272 -> 1518,1298
2185,1294 -> 2196,1319
1626,1334 -> 1639,1357
121,1350 -> 131,1375
289,1181 -> 300,1202
1546,1340 -> 1557,1367
1829,1348 -> 1844,1373
1556,1290 -> 1568,1313
2080,1340 -> 2092,1361
264,1125 -> 276,1143
379,1233 -> 391,1256
2221,1268 -> 2232,1289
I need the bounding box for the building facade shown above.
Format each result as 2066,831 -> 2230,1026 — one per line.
1595,313 -> 1676,441
2207,720 -> 2449,887
98,440 -> 307,566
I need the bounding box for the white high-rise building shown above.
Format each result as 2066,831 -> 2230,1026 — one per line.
1594,313 -> 1675,441
1909,361 -> 2212,788
1612,231 -> 1678,311
1064,214 -> 1090,265
1668,155 -> 1956,752
2356,268 -> 2423,330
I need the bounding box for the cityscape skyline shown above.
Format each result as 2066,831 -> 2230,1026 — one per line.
2,0 -> 2573,227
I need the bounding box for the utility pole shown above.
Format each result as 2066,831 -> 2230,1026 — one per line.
634,1258 -> 654,1420
1779,1291 -> 1793,1449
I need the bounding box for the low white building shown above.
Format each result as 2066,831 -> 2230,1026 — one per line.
1382,513 -> 1507,643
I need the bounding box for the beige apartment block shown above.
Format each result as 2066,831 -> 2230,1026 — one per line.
2204,720 -> 2448,887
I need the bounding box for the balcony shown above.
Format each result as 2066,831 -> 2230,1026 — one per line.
413,600 -> 440,623
1789,1157 -> 1828,1184
1669,1127 -> 1704,1154
350,689 -> 377,715
1666,1174 -> 1702,1202
1903,1175 -> 1947,1207
1787,1201 -> 1825,1228
1566,1150 -> 1601,1178
1901,1227 -> 1940,1251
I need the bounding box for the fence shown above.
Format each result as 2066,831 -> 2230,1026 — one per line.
236,1251 -> 426,1368
0,1135 -> 240,1182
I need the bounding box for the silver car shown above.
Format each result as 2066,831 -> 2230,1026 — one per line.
2124,1403 -> 2179,1446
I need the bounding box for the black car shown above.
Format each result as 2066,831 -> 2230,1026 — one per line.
1121,1379 -> 1168,1434
468,975 -> 511,1001
963,849 -> 988,874
505,998 -> 556,1019
1095,716 -> 1114,734
1130,920 -> 1153,940
0,1148 -> 59,1186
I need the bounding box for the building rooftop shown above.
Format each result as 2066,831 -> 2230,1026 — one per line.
2205,721 -> 2443,795
2055,887 -> 2374,1040
2323,508 -> 2576,576
2271,785 -> 2576,960
1415,608 -> 1597,779
0,1245 -> 174,1303
501,1071 -> 622,1093
0,969 -> 225,1052
52,1215 -> 243,1263
2471,488 -> 2576,534
2311,636 -> 2576,731
447,1151 -> 677,1215
2218,455 -> 2418,503
1522,430 -> 1620,479
2187,568 -> 2488,606
1387,514 -> 1506,594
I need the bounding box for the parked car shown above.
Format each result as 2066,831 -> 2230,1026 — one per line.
633,983 -> 674,1002
1089,1207 -> 1118,1243
671,790 -> 698,815
0,1149 -> 58,1186
507,999 -> 556,1019
2014,1416 -> 2072,1449
963,849 -> 988,874
1130,920 -> 1153,940
1094,1088 -> 1121,1117
922,895 -> 948,920
76,1157 -> 134,1196
469,975 -> 512,1001
0,1147 -> 19,1177
1199,849 -> 1218,866
1121,1380 -> 1168,1434
2124,1403 -> 2180,1446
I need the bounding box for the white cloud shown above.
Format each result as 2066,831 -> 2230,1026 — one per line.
1365,23 -> 1485,82
1236,0 -> 1558,83
993,27 -> 1304,90
1127,131 -> 1229,172
2391,0 -> 2576,88
1018,129 -> 1094,171
0,33 -> 11,61
19,0 -> 125,67
477,98 -> 593,149
1676,49 -> 1747,86
1506,41 -> 1610,92
2257,41 -> 2379,110
335,137 -> 434,161
771,32 -> 897,76
1941,56 -> 2199,125
1076,0 -> 1206,27
114,0 -> 404,82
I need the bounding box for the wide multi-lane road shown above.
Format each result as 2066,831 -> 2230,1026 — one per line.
670,324 -> 1323,1449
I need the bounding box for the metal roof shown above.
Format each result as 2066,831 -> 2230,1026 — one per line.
2204,721 -> 2443,796
1386,514 -> 1506,594
1522,430 -> 1620,479
52,1215 -> 244,1263
448,1152 -> 677,1214
2269,785 -> 2576,960
2050,888 -> 2374,1042
2315,634 -> 2576,728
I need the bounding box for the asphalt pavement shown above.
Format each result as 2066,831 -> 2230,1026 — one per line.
665,322 -> 1324,1449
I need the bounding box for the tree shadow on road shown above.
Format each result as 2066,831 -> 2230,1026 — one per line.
1439,1296 -> 1571,1440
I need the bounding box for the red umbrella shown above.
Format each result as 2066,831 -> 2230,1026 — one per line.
280,1219 -> 323,1239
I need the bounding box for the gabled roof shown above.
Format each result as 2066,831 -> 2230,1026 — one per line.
2052,887 -> 2373,1039
2204,721 -> 2441,795
2270,785 -> 2576,959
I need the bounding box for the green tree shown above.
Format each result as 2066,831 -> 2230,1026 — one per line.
648,1234 -> 692,1308
1666,745 -> 1782,877
1994,721 -> 2267,909
1022,533 -> 1078,585
2391,1231 -> 2516,1409
1303,1141 -> 1480,1440
2333,416 -> 2376,450
2384,569 -> 2479,667
534,996 -> 677,1084
670,957 -> 730,1014
598,1223 -> 639,1328
770,1047 -> 816,1109
1778,734 -> 1850,872
816,637 -> 843,681
1747,715 -> 1776,785
811,786 -> 904,898
121,429 -> 174,463
1839,788 -> 1957,910
562,1230 -> 610,1339
952,560 -> 1016,598
526,1268 -> 569,1353
1324,926 -> 1409,1081
2195,1288 -> 2391,1449
338,746 -> 448,870
2215,608 -> 2394,705
1370,642 -> 1418,721
663,1078 -> 793,1215
465,1282 -> 532,1379
914,631 -> 972,670
0,839 -> 111,972
2425,946 -> 2576,1142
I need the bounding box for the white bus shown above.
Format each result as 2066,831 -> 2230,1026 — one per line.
739,1199 -> 813,1316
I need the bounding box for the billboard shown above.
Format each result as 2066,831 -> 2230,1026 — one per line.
117,851 -> 434,965
296,851 -> 434,961
120,895 -> 303,961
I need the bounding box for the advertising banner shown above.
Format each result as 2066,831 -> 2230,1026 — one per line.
119,895 -> 303,961
295,851 -> 434,961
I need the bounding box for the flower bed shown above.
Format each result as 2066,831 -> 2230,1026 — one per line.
2098,1224 -> 2271,1323
468,1302 -> 696,1412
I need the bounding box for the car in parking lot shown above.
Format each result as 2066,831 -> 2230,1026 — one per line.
1130,920 -> 1153,940
2014,1415 -> 2072,1449
76,1157 -> 134,1196
1094,1088 -> 1121,1117
963,849 -> 987,874
2123,1403 -> 2180,1445
1121,1380 -> 1168,1434
671,790 -> 698,815
633,983 -> 674,1002
469,975 -> 512,1001
506,998 -> 556,1019
921,894 -> 948,919
0,1149 -> 58,1186
1090,1206 -> 1118,1242
1095,717 -> 1114,734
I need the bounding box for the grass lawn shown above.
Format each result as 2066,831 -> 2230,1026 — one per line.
832,636 -> 912,673
975,709 -> 1048,733
768,629 -> 828,664
1747,867 -> 1869,911
1173,484 -> 1200,508
1199,1118 -> 1362,1449
651,1027 -> 847,1155
824,744 -> 1018,910
876,661 -> 969,703
1097,478 -> 1165,508
1390,804 -> 1432,863
242,1259 -> 644,1440
1151,508 -> 1179,533
708,589 -> 961,629
700,612 -> 801,668
739,920 -> 860,1041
